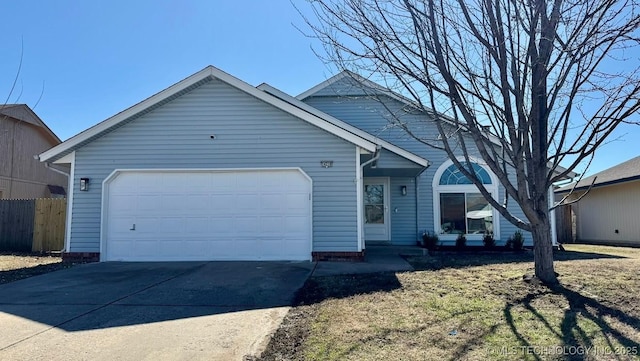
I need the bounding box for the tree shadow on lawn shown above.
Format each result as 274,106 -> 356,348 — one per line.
294,271 -> 404,306
503,284 -> 640,361
406,250 -> 626,271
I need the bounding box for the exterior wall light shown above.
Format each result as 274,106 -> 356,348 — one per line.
80,178 -> 90,191
401,185 -> 407,196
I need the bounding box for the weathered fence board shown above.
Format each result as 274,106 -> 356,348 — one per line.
555,204 -> 574,244
0,200 -> 36,252
32,198 -> 66,252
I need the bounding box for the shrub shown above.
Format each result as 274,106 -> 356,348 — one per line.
482,231 -> 495,249
421,231 -> 439,251
455,233 -> 467,250
512,230 -> 524,251
506,230 -> 524,251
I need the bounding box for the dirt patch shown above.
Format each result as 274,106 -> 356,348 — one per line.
0,253 -> 78,285
258,305 -> 318,361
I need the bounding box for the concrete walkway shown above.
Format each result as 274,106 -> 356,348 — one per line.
312,245 -> 419,277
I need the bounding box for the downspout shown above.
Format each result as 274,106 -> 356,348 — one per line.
361,145 -> 382,169
358,145 -> 381,251
415,162 -> 431,246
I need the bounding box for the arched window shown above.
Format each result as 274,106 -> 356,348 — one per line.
432,159 -> 499,239
439,163 -> 492,185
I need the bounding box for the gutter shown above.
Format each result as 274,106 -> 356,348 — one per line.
45,162 -> 70,177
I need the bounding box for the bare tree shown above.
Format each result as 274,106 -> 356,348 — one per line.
303,0 -> 640,283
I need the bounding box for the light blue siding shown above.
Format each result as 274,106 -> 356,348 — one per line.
304,80 -> 532,246
390,177 -> 418,245
69,78 -> 359,253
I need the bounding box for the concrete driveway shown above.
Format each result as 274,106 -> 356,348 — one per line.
0,261 -> 314,361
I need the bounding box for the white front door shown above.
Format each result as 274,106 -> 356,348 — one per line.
363,178 -> 390,242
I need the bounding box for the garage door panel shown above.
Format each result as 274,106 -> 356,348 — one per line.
184,217 -> 210,233
133,240 -> 159,257
109,239 -> 132,258
185,195 -> 211,211
286,193 -> 309,209
156,218 -> 185,234
137,195 -> 162,211
260,216 -> 285,235
209,195 -> 235,211
236,194 -> 259,211
235,175 -> 260,191
110,195 -> 133,212
157,240 -> 185,256
209,217 -> 235,233
261,194 -> 283,210
234,216 -> 260,234
210,174 -> 235,191
105,170 -> 311,261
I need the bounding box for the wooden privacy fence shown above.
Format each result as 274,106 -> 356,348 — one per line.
555,204 -> 574,244
0,199 -> 66,252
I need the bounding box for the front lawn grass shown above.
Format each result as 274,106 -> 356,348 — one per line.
259,245 -> 640,361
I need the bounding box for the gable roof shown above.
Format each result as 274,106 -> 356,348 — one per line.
257,83 -> 429,167
556,156 -> 640,193
297,71 -> 416,104
300,72 -> 581,181
41,66 -> 416,163
298,71 -> 506,146
0,104 -> 61,144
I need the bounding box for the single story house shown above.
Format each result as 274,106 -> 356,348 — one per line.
40,65 -> 559,262
556,156 -> 640,246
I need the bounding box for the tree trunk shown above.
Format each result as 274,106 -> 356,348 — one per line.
531,216 -> 557,284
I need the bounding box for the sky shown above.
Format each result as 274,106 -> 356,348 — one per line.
1,0 -> 638,177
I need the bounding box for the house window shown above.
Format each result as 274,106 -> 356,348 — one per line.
433,160 -> 498,238
439,192 -> 492,234
439,163 -> 492,185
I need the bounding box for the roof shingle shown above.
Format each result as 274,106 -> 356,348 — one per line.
556,156 -> 640,192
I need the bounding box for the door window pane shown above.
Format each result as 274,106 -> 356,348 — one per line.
440,193 -> 465,234
364,185 -> 384,205
364,184 -> 385,224
365,205 -> 385,224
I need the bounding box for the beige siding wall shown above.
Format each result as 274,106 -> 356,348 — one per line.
0,116 -> 67,199
574,180 -> 640,245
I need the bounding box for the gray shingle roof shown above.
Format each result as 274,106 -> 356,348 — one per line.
556,156 -> 640,193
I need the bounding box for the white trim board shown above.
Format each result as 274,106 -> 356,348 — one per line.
64,151 -> 76,252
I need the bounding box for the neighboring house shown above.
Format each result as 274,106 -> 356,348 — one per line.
39,66 -> 559,262
0,104 -> 67,199
556,156 -> 640,246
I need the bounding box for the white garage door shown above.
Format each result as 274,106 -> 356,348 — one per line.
104,169 -> 312,261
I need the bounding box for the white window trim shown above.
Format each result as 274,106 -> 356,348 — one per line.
432,157 -> 500,241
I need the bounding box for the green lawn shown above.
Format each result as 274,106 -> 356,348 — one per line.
259,245 -> 640,361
